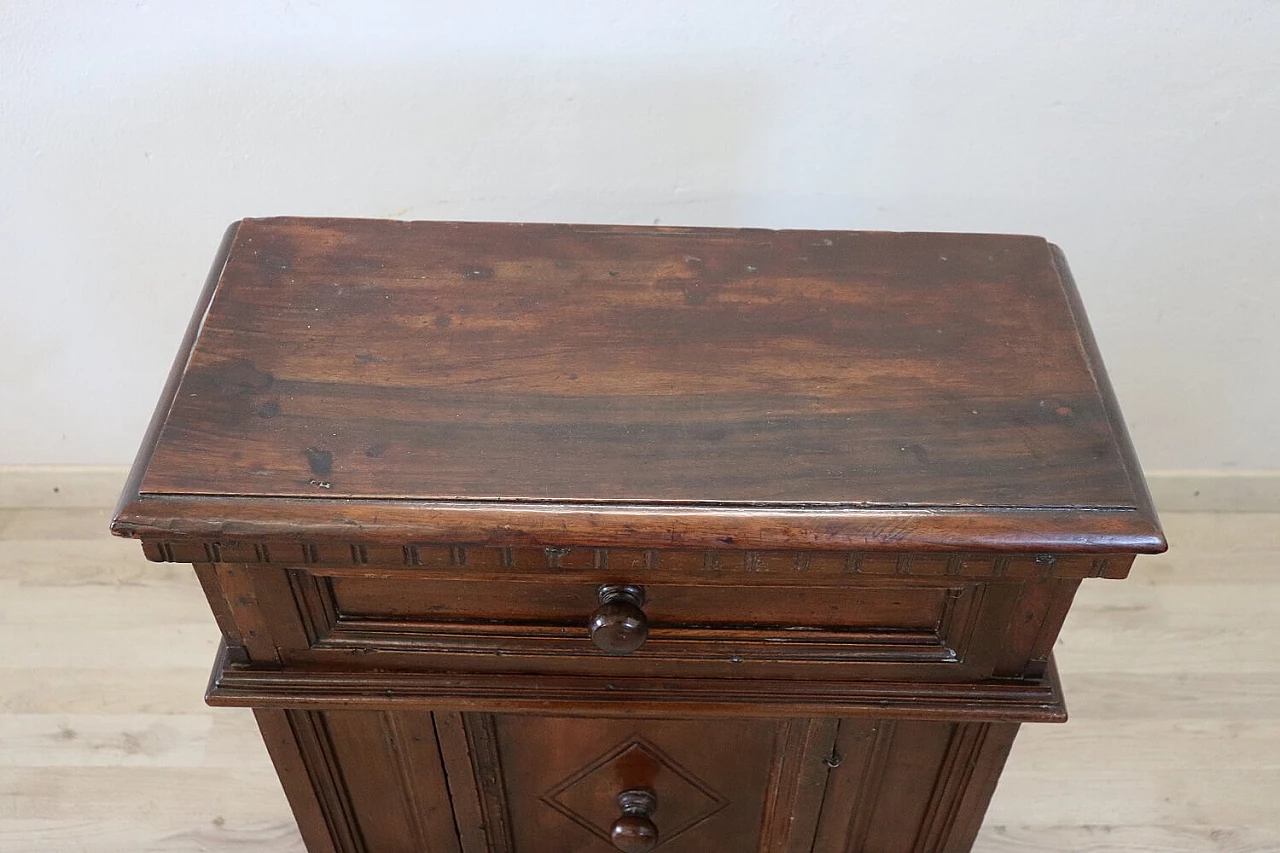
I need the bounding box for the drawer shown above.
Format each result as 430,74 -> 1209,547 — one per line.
271,567 -> 1022,682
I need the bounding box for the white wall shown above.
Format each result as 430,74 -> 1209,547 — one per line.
2,1 -> 1277,472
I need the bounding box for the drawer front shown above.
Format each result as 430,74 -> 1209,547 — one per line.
275,568 -> 1019,682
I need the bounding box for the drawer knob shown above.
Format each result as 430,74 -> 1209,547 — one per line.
589,584 -> 649,655
610,787 -> 658,852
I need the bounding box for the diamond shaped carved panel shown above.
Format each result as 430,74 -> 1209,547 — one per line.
542,736 -> 729,847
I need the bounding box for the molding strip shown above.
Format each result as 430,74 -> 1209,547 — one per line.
205,642 -> 1068,723
136,538 -> 1135,579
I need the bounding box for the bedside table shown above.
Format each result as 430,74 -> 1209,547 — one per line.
112,218 -> 1165,853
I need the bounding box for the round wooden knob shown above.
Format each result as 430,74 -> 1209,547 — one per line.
610,788 -> 658,852
588,584 -> 648,655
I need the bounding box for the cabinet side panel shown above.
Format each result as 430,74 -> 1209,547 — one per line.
935,723 -> 1020,853
193,562 -> 248,659
995,579 -> 1081,677
385,712 -> 466,853
253,709 -> 346,853
434,711 -> 513,853
213,564 -> 283,663
759,718 -> 838,853
323,711 -> 462,853
813,719 -> 1022,853
811,719 -> 896,852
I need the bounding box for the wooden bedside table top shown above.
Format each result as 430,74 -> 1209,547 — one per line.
113,217 -> 1164,553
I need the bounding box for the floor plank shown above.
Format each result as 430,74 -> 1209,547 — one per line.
973,825 -> 1280,852
0,507 -> 115,540
0,714 -> 215,768
0,820 -> 306,853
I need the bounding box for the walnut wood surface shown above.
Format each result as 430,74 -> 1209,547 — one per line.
487,715 -> 786,853
239,567 -> 1017,684
112,218 -> 1165,554
102,219 -> 1167,853
253,708 -> 1018,853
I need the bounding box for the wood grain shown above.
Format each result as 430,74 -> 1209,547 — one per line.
480,714 -> 783,853
111,218 -> 1165,554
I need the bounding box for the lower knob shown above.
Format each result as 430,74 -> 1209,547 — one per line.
610,788 -> 658,852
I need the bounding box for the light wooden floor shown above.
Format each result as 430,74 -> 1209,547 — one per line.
1,509 -> 1278,852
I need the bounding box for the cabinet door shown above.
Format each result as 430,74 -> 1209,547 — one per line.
433,713 -> 836,853
256,710 -> 1018,853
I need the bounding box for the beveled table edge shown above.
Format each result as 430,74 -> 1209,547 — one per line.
112,493 -> 1165,555
110,221 -> 1166,557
